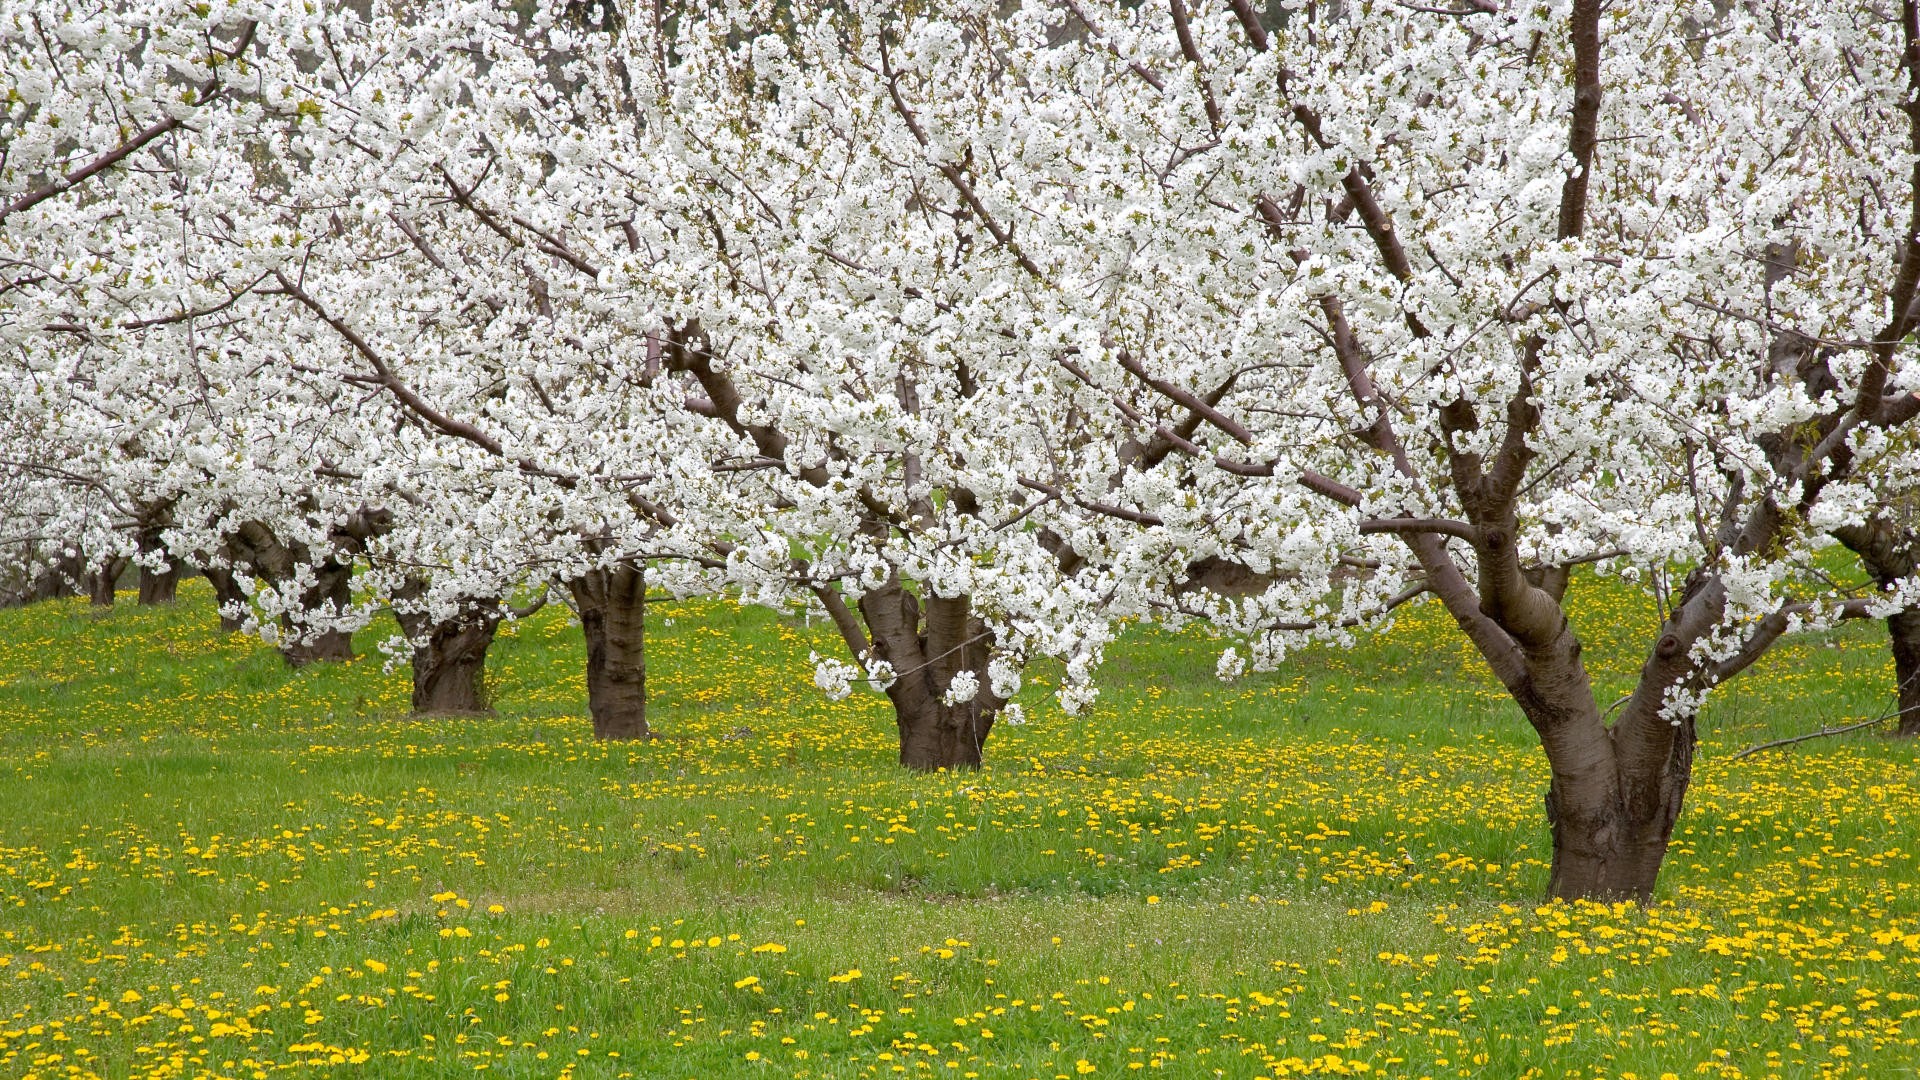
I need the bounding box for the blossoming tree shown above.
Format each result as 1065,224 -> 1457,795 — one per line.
10,0 -> 1920,898
647,0 -> 1920,897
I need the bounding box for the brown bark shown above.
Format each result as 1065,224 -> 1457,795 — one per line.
137,561 -> 179,605
222,510 -> 392,667
1114,0 -> 1912,903
394,585 -> 501,716
1833,521 -> 1920,737
1891,608 -> 1920,738
134,503 -> 179,605
87,555 -> 129,607
568,563 -> 650,740
854,582 -> 1002,771
1413,523 -> 1696,903
1,552 -> 80,606
1533,687 -> 1695,903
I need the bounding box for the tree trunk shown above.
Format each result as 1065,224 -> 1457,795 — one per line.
36,557 -> 81,603
1538,713 -> 1695,903
2,554 -> 79,606
87,555 -> 129,607
1491,613 -> 1694,904
1889,608 -> 1920,737
394,585 -> 501,716
1408,517 -> 1697,904
411,618 -> 498,715
890,694 -> 994,770
137,562 -> 179,605
281,559 -> 354,667
135,514 -> 179,605
855,582 -> 1002,771
1831,523 -> 1920,737
568,564 -> 649,740
201,567 -> 249,631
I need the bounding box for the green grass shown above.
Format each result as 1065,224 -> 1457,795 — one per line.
0,576 -> 1915,1079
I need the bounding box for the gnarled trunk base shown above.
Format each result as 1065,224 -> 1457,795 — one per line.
87,556 -> 129,608
569,564 -> 649,740
855,582 -> 1003,771
410,624 -> 497,714
138,563 -> 179,605
1542,716 -> 1695,903
893,698 -> 993,771
395,588 -> 501,716
136,522 -> 178,605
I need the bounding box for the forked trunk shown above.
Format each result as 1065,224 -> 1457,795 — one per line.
393,586 -> 501,716
87,555 -> 129,607
1507,616 -> 1700,904
281,560 -> 354,667
1540,718 -> 1695,902
202,567 -> 249,631
1425,522 -> 1698,904
568,564 -> 649,740
1889,608 -> 1920,738
857,582 -> 1002,771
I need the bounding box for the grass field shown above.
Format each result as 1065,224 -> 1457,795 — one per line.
0,577 -> 1915,1079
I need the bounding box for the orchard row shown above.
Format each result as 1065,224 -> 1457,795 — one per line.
3,0 -> 1917,900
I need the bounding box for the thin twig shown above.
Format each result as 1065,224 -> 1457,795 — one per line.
1730,706 -> 1898,761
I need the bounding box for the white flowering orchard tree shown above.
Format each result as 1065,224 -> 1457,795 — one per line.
5,0 -> 1132,761
0,414 -> 112,604
601,3 -> 1172,767
1,0 -> 327,626
684,0 -> 1920,898
0,292 -> 408,658
2,1 -> 642,704
220,0 -> 1133,765
182,0 -> 742,736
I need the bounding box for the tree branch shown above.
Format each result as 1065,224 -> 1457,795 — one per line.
1,21 -> 258,223
1359,517 -> 1480,543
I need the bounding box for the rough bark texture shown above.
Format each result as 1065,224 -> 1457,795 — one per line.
855,582 -> 1002,771
1534,689 -> 1695,903
0,552 -> 80,607
394,585 -> 501,716
568,564 -> 650,740
137,561 -> 180,605
220,509 -> 392,667
1428,524 -> 1696,904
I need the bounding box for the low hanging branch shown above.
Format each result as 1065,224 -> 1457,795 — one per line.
1730,705 -> 1899,761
